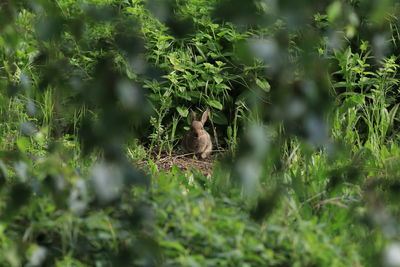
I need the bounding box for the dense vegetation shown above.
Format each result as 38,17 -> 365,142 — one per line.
2,0 -> 400,266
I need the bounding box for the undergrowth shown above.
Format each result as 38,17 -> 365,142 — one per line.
1,0 -> 400,266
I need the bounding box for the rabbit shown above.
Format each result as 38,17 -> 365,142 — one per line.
182,109 -> 212,159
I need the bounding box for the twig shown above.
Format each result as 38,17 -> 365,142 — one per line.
159,149 -> 227,161
315,197 -> 349,209
301,191 -> 326,206
135,149 -> 227,165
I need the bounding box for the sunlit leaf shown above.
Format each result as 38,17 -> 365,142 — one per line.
176,106 -> 189,117
207,99 -> 223,110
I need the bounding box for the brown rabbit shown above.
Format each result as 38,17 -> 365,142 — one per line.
183,109 -> 212,159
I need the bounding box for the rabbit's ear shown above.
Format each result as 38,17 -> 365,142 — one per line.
191,110 -> 197,121
200,109 -> 209,124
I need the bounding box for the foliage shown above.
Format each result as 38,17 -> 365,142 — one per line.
1,0 -> 400,266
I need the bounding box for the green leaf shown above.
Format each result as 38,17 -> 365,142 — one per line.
256,78 -> 270,92
203,62 -> 214,69
327,1 -> 342,23
214,76 -> 223,84
168,55 -> 180,66
16,137 -> 30,153
207,99 -> 223,110
348,94 -> 365,105
176,106 -> 189,117
159,240 -> 186,252
179,92 -> 192,101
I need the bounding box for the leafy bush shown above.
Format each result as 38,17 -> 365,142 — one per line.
2,0 -> 400,266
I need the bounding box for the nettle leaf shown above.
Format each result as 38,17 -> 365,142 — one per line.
215,61 -> 225,67
209,52 -> 220,58
188,81 -> 196,90
214,76 -> 223,84
256,78 -> 270,92
203,62 -> 214,69
341,93 -> 365,110
196,56 -> 206,63
176,106 -> 189,117
175,91 -> 192,101
350,95 -> 365,105
168,55 -> 180,66
216,83 -> 231,91
207,99 -> 223,110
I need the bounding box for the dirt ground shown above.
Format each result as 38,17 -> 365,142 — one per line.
138,150 -> 216,176
157,155 -> 213,175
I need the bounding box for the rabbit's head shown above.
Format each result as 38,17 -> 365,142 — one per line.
191,109 -> 209,136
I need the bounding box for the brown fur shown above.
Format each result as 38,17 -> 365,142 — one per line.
182,110 -> 212,159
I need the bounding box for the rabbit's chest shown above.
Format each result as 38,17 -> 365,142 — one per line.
183,131 -> 209,152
